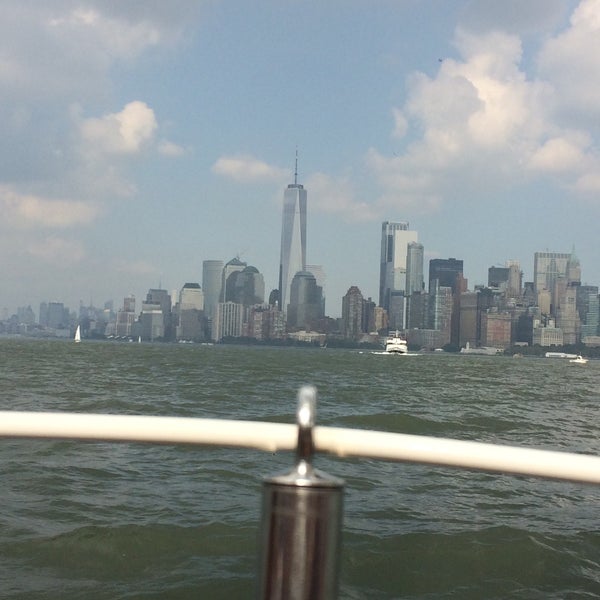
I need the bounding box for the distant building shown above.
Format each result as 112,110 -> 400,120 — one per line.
176,283 -> 205,342
341,286 -> 365,340
139,303 -> 165,341
379,221 -> 418,319
556,284 -> 580,345
532,319 -> 564,346
428,282 -> 453,346
287,271 -> 323,331
481,310 -> 512,349
221,257 -> 246,303
230,266 -> 265,307
115,296 -> 137,337
279,160 -> 307,316
202,260 -> 224,319
212,302 -> 244,340
306,264 -> 326,316
429,258 -> 466,346
578,286 -> 599,338
245,304 -> 285,340
429,258 -> 464,293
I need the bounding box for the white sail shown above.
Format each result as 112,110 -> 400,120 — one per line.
74,325 -> 81,343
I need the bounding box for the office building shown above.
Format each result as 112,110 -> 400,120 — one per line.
578,286 -> 599,338
278,161 -> 307,314
534,251 -> 571,292
306,264 -> 326,315
287,271 -> 323,330
429,258 -> 464,293
212,302 -> 244,340
202,260 -> 224,319
230,266 -> 265,307
429,258 -> 466,346
221,257 -> 247,303
481,310 -> 512,349
379,221 -> 418,314
341,286 -> 365,340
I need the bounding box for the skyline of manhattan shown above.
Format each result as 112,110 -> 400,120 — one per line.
1,192 -> 595,321
0,1 -> 598,316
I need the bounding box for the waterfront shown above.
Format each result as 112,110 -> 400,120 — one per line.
1,338 -> 599,599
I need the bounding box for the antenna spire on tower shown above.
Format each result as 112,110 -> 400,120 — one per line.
294,147 -> 298,186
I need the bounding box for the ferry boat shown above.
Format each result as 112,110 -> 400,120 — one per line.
569,355 -> 588,364
460,342 -> 502,355
384,331 -> 408,354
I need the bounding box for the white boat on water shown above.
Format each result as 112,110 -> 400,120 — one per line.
460,342 -> 501,355
74,325 -> 81,343
569,355 -> 588,364
384,331 -> 408,354
545,351 -> 578,359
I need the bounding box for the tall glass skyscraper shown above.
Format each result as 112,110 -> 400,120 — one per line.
278,167 -> 307,314
202,259 -> 224,319
379,221 -> 418,312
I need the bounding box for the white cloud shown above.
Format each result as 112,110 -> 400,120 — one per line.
371,1 -> 600,211
538,0 -> 600,117
392,108 -> 408,139
528,133 -> 591,172
48,7 -> 162,62
212,155 -> 289,183
28,237 -> 86,266
80,101 -> 158,155
0,186 -> 99,229
158,140 -> 186,157
305,172 -> 379,222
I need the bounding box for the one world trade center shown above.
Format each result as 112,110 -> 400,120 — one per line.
278,159 -> 307,316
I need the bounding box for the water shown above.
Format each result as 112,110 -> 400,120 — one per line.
1,338 -> 599,599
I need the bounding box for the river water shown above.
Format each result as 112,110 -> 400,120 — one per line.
1,338 -> 599,599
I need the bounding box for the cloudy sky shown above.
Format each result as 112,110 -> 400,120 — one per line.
1,0 -> 598,317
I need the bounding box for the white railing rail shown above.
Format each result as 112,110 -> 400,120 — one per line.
2,410 -> 600,484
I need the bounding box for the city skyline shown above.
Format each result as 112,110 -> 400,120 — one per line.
1,1 -> 599,317
5,238 -> 595,322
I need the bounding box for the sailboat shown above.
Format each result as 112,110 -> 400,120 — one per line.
74,325 -> 81,343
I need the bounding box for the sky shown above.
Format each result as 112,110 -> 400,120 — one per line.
1,0 -> 599,318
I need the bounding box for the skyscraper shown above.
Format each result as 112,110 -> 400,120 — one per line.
533,251 -> 571,295
379,221 -> 418,308
202,260 -> 224,319
278,158 -> 307,315
428,258 -> 464,293
405,242 -> 424,297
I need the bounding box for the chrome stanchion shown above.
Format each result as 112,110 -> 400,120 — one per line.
258,386 -> 344,600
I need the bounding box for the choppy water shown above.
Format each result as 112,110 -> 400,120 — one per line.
1,338 -> 599,599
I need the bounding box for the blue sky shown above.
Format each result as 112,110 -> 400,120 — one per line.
1,0 -> 598,318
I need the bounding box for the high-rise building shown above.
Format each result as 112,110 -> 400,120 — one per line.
287,271 -> 323,330
533,251 -> 571,295
405,241 -> 424,329
179,283 -> 204,311
212,302 -> 244,340
278,159 -> 307,315
379,221 -> 418,313
144,288 -> 173,341
405,242 -> 424,297
577,286 -> 599,338
202,260 -> 224,319
221,257 -> 247,303
429,258 -> 465,346
429,258 -> 464,293
306,264 -> 325,315
341,286 -> 365,340
506,261 -> 522,298
230,266 -> 265,307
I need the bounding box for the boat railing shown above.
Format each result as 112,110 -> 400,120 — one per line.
2,385 -> 600,599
